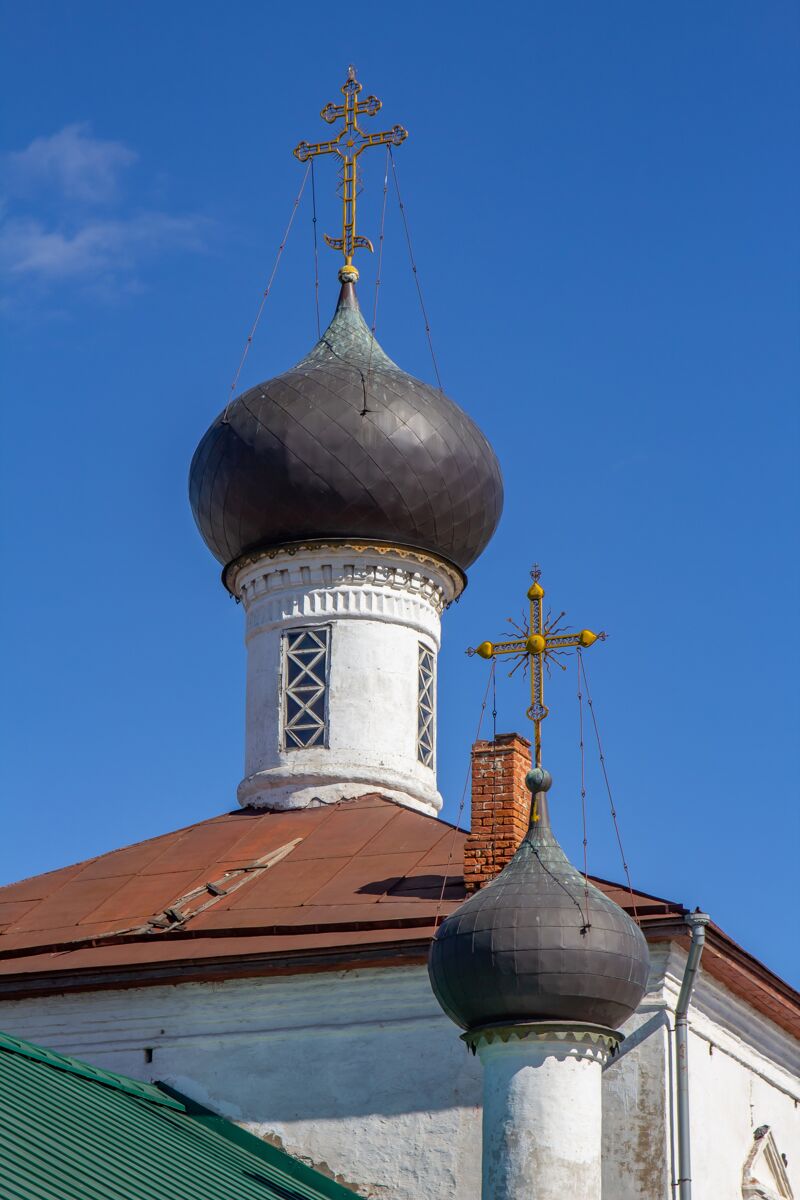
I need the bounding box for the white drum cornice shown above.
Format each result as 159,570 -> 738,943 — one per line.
232,543 -> 464,815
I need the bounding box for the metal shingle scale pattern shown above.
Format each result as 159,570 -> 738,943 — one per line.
188,282 -> 503,573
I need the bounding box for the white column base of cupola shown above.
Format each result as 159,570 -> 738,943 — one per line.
228,542 -> 464,817
467,1023 -> 620,1200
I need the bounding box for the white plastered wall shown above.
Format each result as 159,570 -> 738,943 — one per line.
601,957 -> 673,1200
603,942 -> 800,1199
663,943 -> 800,1200
2,951 -> 798,1199
1,967 -> 484,1199
232,545 -> 462,817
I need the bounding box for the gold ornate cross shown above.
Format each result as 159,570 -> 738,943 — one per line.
294,65 -> 407,282
468,565 -> 607,771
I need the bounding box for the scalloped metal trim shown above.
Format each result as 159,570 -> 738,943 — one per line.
461,1020 -> 623,1056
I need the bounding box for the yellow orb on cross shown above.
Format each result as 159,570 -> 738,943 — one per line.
468,567 -> 607,774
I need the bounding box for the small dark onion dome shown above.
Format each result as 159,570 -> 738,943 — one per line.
189,283 -> 503,579
428,769 -> 650,1032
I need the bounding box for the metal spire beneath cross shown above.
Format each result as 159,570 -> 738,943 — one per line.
293,65 -> 408,282
468,565 -> 607,771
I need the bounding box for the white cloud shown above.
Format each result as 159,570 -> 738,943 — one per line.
0,212 -> 208,280
0,125 -> 209,304
5,123 -> 137,204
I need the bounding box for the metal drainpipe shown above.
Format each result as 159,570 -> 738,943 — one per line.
675,910 -> 710,1200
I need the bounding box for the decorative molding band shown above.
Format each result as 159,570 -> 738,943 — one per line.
242,582 -> 445,640
227,540 -> 466,608
463,1021 -> 622,1058
232,544 -> 462,638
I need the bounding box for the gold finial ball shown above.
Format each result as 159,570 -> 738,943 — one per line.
527,582 -> 545,600
475,641 -> 494,659
525,633 -> 546,654
338,264 -> 360,283
579,629 -> 599,647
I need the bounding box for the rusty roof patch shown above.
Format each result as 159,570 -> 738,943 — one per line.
0,794 -> 797,1039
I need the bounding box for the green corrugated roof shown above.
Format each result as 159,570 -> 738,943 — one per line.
0,1030 -> 361,1200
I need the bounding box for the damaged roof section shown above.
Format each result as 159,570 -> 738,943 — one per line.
0,796 -> 467,986
0,794 -> 797,1039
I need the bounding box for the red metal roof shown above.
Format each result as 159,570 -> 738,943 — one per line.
0,795 -> 797,1037
0,797 -> 464,979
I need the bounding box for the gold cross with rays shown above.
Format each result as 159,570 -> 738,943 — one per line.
294,65 -> 407,282
468,565 -> 607,772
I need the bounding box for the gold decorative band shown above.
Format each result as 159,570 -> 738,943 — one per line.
224,538 -> 467,601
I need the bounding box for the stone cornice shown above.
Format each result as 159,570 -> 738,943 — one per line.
0,940 -> 437,1001
661,943 -> 800,1086
225,539 -> 466,605
648,920 -> 800,1043
232,543 -> 463,639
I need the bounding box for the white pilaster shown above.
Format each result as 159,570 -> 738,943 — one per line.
228,542 -> 464,816
471,1024 -> 618,1200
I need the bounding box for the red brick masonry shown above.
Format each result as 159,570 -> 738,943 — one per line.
464,733 -> 532,892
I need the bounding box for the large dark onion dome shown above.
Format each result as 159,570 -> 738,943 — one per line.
189,283 -> 503,579
428,769 -> 650,1032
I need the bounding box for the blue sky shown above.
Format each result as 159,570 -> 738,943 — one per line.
1,2 -> 798,985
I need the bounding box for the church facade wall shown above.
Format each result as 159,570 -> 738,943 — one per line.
602,992 -> 673,1199
662,944 -> 800,1199
3,967 -> 484,1199
2,953 -> 798,1199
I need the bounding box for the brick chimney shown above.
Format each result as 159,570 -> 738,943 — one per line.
464,733 -> 532,892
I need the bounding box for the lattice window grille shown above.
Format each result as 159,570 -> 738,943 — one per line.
417,643 -> 436,767
282,627 -> 330,749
